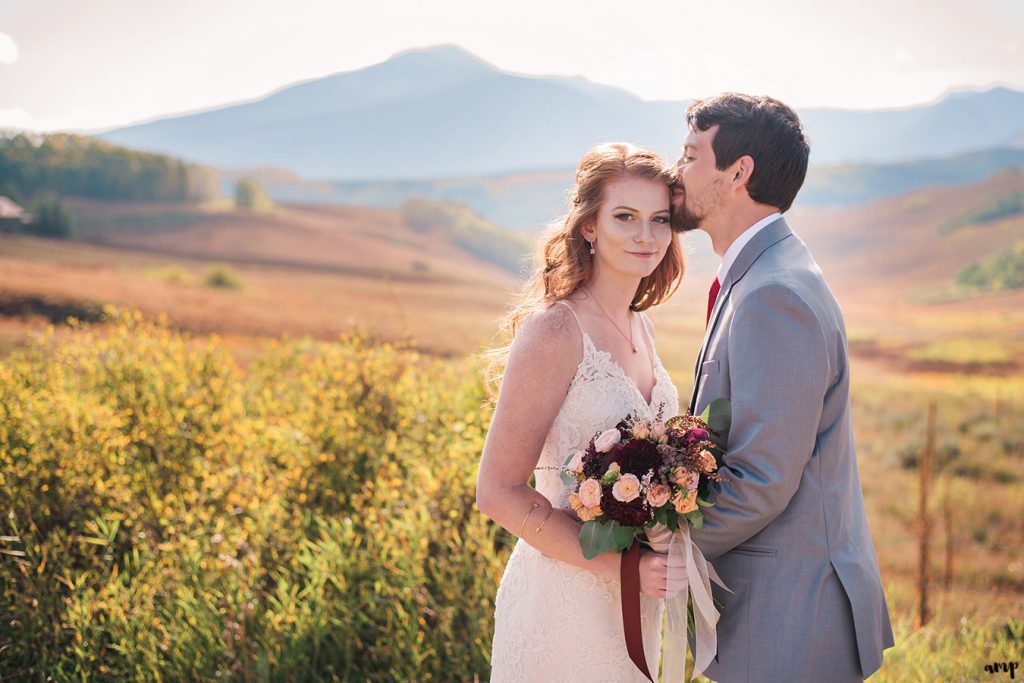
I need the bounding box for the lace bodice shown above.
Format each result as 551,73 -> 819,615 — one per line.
533,301 -> 680,508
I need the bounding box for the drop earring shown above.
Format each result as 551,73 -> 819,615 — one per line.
588,240 -> 596,255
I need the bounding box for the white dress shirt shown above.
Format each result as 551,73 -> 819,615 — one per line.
715,212 -> 782,283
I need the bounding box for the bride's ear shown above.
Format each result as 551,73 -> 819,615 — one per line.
580,222 -> 597,244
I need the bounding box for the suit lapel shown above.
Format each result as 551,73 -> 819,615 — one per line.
688,217 -> 794,413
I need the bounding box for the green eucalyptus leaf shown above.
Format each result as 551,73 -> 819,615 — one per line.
611,520 -> 637,550
706,398 -> 732,433
684,510 -> 705,530
666,507 -> 679,531
579,520 -> 617,560
560,452 -> 577,486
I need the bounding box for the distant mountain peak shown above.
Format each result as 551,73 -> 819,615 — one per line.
381,44 -> 499,73
941,83 -> 1019,102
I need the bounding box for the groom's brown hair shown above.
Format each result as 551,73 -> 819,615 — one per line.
686,93 -> 810,212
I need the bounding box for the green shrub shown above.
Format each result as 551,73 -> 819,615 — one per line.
204,264 -> 244,290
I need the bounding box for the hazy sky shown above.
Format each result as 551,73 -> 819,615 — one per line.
1,0 -> 1022,132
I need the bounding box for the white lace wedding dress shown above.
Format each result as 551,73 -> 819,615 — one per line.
489,301 -> 680,683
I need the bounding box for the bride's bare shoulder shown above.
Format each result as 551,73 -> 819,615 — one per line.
508,301 -> 583,368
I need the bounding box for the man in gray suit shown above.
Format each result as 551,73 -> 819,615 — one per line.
669,93 -> 895,681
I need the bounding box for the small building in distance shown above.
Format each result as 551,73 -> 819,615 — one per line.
0,196 -> 29,233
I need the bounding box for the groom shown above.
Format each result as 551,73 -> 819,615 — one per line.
670,93 -> 895,682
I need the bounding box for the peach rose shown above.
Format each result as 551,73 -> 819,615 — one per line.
579,504 -> 602,522
698,449 -> 717,473
568,492 -> 584,514
566,450 -> 585,474
579,478 -> 603,508
646,483 -> 672,508
594,428 -> 621,453
612,473 -> 641,503
632,421 -> 650,440
673,488 -> 698,514
672,467 -> 700,490
650,421 -> 667,442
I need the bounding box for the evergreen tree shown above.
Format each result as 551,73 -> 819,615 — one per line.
235,177 -> 273,212
28,193 -> 75,239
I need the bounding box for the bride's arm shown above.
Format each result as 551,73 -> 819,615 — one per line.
475,305 -> 621,583
477,305 -> 680,596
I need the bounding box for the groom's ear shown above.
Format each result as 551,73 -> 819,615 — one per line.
729,155 -> 755,191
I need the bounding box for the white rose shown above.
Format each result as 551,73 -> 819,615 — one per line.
594,428 -> 621,453
566,450 -> 585,474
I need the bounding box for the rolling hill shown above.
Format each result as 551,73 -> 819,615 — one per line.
1,169 -> 1022,375
222,148 -> 1024,233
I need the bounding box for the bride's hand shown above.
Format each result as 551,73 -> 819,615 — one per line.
644,522 -> 674,554
638,546 -> 687,599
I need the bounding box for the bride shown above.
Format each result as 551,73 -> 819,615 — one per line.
476,142 -> 687,682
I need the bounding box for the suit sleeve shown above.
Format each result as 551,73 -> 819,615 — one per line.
689,282 -> 830,560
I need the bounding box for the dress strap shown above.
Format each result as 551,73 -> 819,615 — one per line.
554,300 -> 584,333
637,311 -> 660,377
637,311 -> 656,347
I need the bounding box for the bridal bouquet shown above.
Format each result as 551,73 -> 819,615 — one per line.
561,399 -> 730,557
559,398 -> 732,682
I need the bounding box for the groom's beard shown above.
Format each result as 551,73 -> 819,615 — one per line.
670,187 -> 701,233
670,205 -> 701,233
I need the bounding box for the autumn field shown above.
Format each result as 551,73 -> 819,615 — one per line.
1,171 -> 1023,680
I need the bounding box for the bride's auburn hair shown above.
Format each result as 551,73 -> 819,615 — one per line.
482,142 -> 684,395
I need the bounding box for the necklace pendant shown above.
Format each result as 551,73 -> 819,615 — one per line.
631,344 -> 637,353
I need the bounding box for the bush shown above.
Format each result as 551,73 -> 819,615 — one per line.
940,190 -> 1024,234
234,177 -> 273,213
955,243 -> 1024,292
27,192 -> 75,238
204,264 -> 244,290
0,308 -> 504,680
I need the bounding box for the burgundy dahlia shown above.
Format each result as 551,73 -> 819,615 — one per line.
600,486 -> 652,527
599,438 -> 661,479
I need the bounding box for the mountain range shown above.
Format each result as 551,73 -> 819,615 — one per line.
98,45 -> 1024,182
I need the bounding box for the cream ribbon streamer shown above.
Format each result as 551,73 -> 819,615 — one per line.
646,522 -> 731,681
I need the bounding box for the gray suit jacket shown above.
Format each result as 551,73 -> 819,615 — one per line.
688,217 -> 894,682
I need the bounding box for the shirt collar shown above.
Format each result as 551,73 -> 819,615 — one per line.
715,212 -> 782,283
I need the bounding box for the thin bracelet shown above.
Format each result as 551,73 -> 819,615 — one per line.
518,502 -> 540,537
536,507 -> 552,532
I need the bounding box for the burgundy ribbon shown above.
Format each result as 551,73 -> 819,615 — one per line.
621,541 -> 654,682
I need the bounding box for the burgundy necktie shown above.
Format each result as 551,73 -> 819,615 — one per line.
706,277 -> 721,327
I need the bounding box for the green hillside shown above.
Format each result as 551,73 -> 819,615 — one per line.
0,132 -> 218,204
956,242 -> 1024,291
400,198 -> 532,274
940,190 -> 1024,234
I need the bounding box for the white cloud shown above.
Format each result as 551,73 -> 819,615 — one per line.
0,32 -> 18,64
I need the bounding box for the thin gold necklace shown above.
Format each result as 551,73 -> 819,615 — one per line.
585,288 -> 637,353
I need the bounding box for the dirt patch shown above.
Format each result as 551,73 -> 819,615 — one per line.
849,338 -> 1019,376
0,292 -> 106,325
